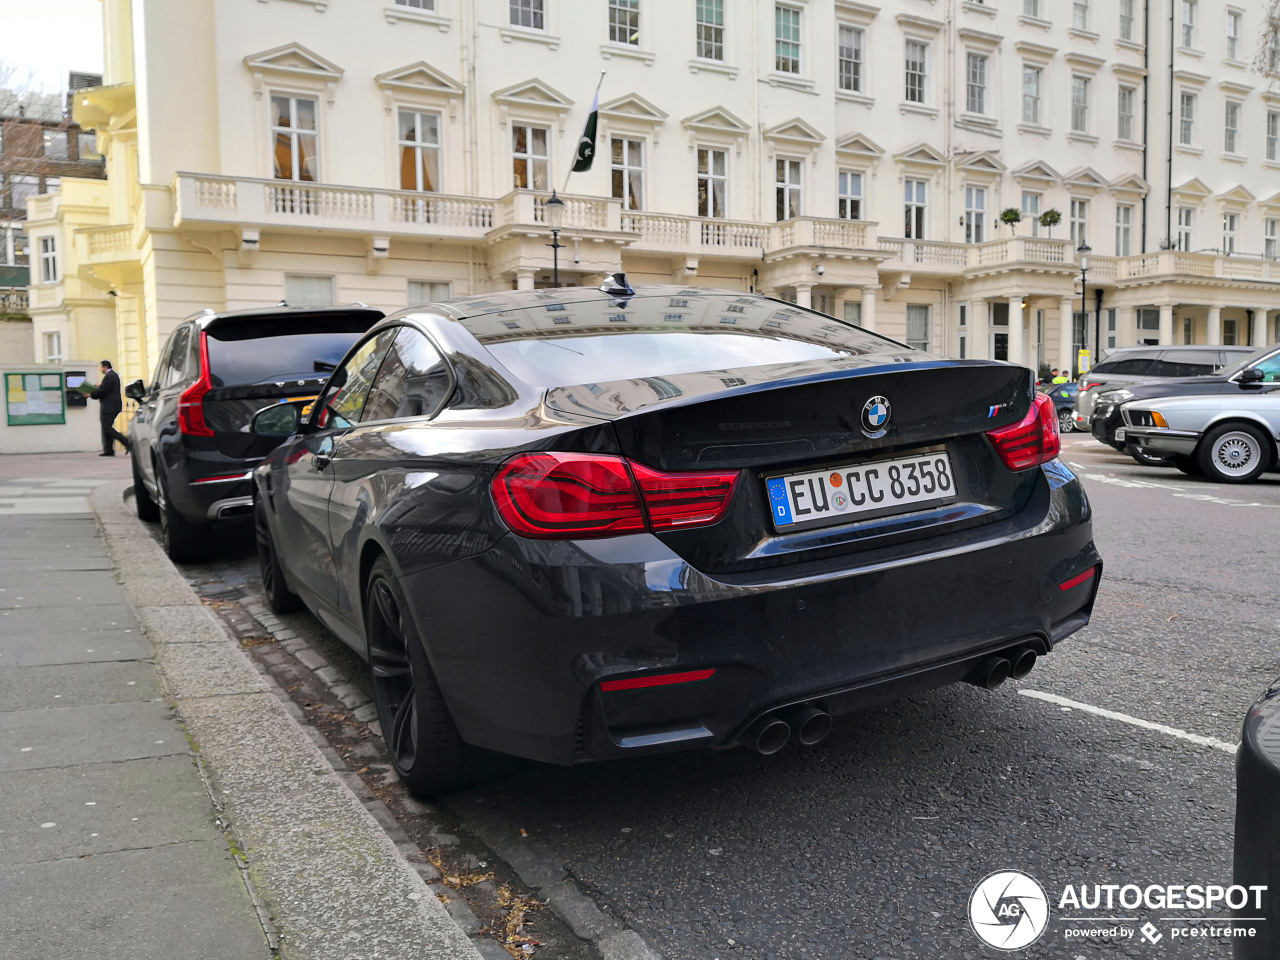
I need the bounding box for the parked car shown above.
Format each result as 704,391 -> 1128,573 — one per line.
1040,381 -> 1079,434
251,279 -> 1101,795
1233,676 -> 1280,960
126,304 -> 384,561
1088,345 -> 1280,466
1074,345 -> 1254,425
1119,385 -> 1280,482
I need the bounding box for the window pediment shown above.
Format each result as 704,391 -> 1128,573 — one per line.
375,62 -> 463,116
894,141 -> 946,170
244,42 -> 343,102
1011,160 -> 1061,183
492,78 -> 574,131
835,132 -> 884,162
682,107 -> 750,155
1110,173 -> 1150,196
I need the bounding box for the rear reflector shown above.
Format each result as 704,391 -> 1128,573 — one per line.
986,393 -> 1061,471
492,452 -> 738,539
1059,567 -> 1097,591
600,668 -> 716,692
191,471 -> 253,484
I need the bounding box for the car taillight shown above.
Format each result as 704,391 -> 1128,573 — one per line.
1082,380 -> 1104,391
986,393 -> 1061,471
491,452 -> 739,539
178,332 -> 214,437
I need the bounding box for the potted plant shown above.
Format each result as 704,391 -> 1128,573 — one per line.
999,208 -> 1023,235
1039,208 -> 1062,238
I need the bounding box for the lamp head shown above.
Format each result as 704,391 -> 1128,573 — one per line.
544,190 -> 565,231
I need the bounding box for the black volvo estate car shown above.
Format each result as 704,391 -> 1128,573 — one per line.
251,280 -> 1101,795
126,305 -> 383,561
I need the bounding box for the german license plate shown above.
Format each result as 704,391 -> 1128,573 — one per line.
1115,427 -> 1127,442
766,451 -> 956,528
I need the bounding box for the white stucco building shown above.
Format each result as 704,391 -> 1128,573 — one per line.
27,0 -> 1280,389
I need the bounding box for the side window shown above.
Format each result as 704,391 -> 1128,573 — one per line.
1090,360 -> 1119,374
360,327 -> 453,422
319,331 -> 396,429
162,327 -> 191,388
1159,350 -> 1218,378
1254,352 -> 1280,382
1110,358 -> 1155,376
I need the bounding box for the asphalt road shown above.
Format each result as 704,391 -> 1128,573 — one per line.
187,433 -> 1280,959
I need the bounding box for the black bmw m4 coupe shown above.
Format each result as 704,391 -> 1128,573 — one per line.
251,278 -> 1100,795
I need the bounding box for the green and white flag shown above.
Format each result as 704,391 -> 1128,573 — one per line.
572,89 -> 600,173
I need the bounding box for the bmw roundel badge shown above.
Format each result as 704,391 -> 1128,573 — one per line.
861,395 -> 891,437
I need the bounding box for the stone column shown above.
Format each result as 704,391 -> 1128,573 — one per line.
1159,303 -> 1175,345
1058,297 -> 1075,373
1009,298 -> 1025,369
860,286 -> 877,332
515,268 -> 536,291
794,283 -> 813,309
1254,310 -> 1270,347
1025,302 -> 1040,371
1207,306 -> 1222,345
970,299 -> 988,360
1115,306 -> 1134,348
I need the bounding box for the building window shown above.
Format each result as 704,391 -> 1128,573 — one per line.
1177,206 -> 1194,250
1022,65 -> 1042,124
775,157 -> 801,220
1137,308 -> 1160,345
958,303 -> 967,359
1117,86 -> 1135,141
1070,198 -> 1088,247
271,95 -> 318,182
398,109 -> 440,192
1073,0 -> 1089,31
1267,219 -> 1278,259
510,0 -> 544,29
1071,76 -> 1090,133
906,305 -> 930,352
1115,204 -> 1133,256
1223,212 -> 1239,254
394,0 -> 434,8
964,186 -> 986,244
77,132 -> 98,158
43,331 -> 62,364
1022,191 -> 1041,237
1179,92 -> 1195,145
43,131 -> 68,159
965,53 -> 988,115
1224,100 -> 1241,153
284,274 -> 335,306
1227,10 -> 1241,59
838,25 -> 864,93
1181,0 -> 1195,48
1106,308 -> 1117,350
697,147 -> 727,218
904,179 -> 927,239
904,40 -> 928,103
39,236 -> 57,283
1023,0 -> 1039,18
407,279 -> 452,304
611,137 -> 644,210
512,123 -> 549,189
1223,317 -> 1239,345
608,0 -> 639,45
1268,111 -> 1279,160
8,174 -> 39,212
1119,0 -> 1135,41
838,170 -> 863,220
775,5 -> 801,74
695,0 -> 724,61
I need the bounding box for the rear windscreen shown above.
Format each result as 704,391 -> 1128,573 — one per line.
205,315 -> 374,386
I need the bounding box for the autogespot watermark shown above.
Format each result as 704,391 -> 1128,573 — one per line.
967,870 -> 1267,950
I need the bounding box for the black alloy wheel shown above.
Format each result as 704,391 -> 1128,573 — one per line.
1126,443 -> 1172,468
365,556 -> 473,796
254,498 -> 302,613
132,453 -> 159,522
155,466 -> 207,563
1057,409 -> 1075,434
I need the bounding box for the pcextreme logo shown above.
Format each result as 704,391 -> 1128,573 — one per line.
969,870 -> 1050,950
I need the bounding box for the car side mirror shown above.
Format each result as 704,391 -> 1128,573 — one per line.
124,379 -> 146,401
1240,368 -> 1266,384
251,402 -> 303,438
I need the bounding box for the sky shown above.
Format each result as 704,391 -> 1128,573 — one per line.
0,0 -> 103,93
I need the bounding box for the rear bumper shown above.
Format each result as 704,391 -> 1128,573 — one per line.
401,462 -> 1100,766
164,455 -> 255,526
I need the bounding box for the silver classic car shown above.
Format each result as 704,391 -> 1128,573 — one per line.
1121,381 -> 1280,483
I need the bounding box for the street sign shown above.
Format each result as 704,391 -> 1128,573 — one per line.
1077,349 -> 1092,375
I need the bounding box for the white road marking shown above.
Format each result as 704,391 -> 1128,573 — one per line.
1019,689 -> 1239,755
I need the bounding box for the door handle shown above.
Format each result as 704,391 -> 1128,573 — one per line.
313,453 -> 332,470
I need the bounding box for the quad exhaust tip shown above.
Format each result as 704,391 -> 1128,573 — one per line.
744,715 -> 791,755
965,655 -> 1012,690
1009,647 -> 1038,681
780,705 -> 833,746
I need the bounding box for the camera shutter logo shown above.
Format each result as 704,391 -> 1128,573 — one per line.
968,870 -> 1050,951
861,396 -> 891,437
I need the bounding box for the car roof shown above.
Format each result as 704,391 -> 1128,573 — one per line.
182,304 -> 385,332
427,285 -> 786,321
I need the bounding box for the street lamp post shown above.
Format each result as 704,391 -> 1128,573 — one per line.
1076,242 -> 1091,377
545,191 -> 566,287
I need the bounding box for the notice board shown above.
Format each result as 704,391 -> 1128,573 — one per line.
5,371 -> 66,426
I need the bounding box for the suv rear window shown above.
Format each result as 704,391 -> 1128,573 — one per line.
205,314 -> 374,387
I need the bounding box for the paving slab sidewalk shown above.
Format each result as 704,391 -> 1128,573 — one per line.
0,453 -> 483,960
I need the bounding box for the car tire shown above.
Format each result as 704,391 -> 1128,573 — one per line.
1057,409 -> 1075,434
156,466 -> 207,563
1170,455 -> 1203,477
132,454 -> 160,522
1196,422 -> 1272,484
365,555 -> 474,797
254,498 -> 302,614
1126,443 -> 1172,468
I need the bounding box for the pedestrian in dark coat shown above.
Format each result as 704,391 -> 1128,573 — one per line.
91,360 -> 130,457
